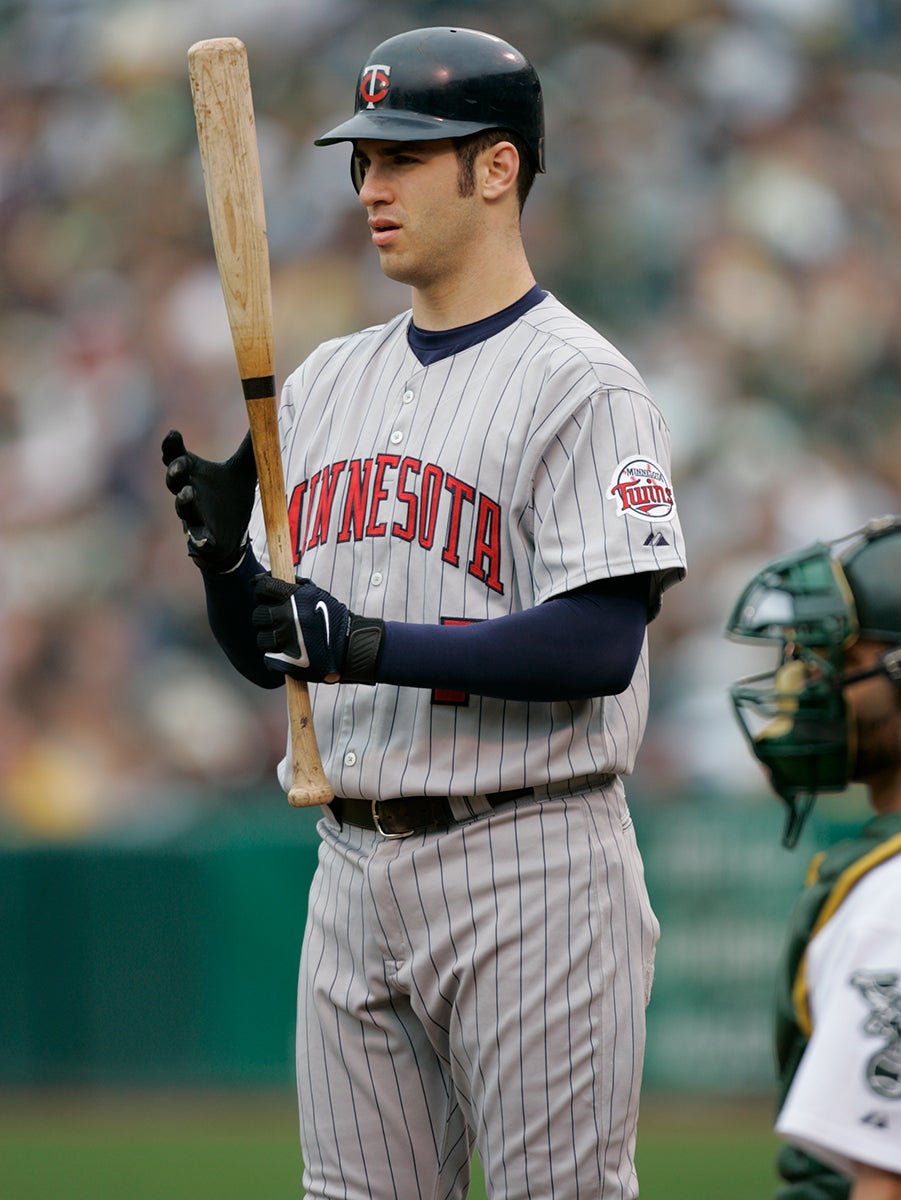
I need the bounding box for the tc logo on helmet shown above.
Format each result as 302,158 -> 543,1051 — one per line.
607,457 -> 676,522
360,64 -> 391,108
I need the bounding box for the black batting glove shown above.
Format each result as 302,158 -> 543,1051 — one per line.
161,429 -> 257,572
250,573 -> 384,685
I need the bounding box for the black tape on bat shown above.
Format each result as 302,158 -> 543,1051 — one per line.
241,375 -> 277,400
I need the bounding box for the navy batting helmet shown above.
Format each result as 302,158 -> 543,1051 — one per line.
314,27 -> 545,184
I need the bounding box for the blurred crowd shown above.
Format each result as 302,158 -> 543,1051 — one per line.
1,0 -> 899,840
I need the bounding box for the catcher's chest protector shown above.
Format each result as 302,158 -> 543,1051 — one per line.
773,814 -> 901,1199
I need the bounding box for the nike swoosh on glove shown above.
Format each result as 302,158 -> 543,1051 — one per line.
251,574 -> 350,684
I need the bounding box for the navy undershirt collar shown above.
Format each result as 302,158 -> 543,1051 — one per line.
407,284 -> 547,365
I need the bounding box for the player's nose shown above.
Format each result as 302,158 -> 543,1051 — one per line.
358,170 -> 388,206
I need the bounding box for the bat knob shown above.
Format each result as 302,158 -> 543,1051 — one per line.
289,781 -> 334,808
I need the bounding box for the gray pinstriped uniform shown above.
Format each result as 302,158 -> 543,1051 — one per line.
248,292 -> 686,1198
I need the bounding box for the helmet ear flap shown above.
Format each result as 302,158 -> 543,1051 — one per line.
350,151 -> 364,195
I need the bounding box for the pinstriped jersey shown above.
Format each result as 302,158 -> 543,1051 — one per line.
248,292 -> 687,799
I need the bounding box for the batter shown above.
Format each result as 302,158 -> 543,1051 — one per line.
163,26 -> 686,1199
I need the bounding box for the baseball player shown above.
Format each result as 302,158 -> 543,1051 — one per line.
163,27 -> 686,1200
726,516 -> 901,1200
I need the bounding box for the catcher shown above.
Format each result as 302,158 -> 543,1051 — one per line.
726,515 -> 901,1200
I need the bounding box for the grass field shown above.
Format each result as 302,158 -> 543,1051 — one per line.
0,1089 -> 781,1198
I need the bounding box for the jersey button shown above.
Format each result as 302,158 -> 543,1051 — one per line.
402,390 -> 414,404
389,430 -> 403,445
371,572 -> 384,586
343,751 -> 357,767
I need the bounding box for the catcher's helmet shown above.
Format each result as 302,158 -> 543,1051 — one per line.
725,515 -> 901,847
314,27 -> 545,183
841,520 -> 901,642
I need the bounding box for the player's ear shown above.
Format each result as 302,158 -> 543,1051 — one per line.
480,141 -> 520,202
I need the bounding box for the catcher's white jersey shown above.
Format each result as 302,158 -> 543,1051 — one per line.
248,292 -> 686,799
776,852 -> 901,1179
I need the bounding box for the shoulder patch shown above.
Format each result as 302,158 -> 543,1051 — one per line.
607,457 -> 676,523
851,970 -> 901,1100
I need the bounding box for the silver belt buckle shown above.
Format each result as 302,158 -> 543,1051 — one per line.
371,798 -> 415,839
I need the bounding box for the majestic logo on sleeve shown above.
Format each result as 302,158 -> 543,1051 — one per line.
607,457 -> 676,522
360,64 -> 391,107
851,970 -> 901,1100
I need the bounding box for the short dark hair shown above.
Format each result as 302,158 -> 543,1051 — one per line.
454,129 -> 537,212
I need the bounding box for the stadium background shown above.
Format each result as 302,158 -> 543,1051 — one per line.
2,0 -> 899,1194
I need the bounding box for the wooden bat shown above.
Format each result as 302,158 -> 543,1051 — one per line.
187,36 -> 333,808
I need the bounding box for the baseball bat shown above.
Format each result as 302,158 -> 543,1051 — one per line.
187,36 -> 333,808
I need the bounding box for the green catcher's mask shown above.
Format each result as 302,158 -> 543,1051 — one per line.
725,515 -> 901,847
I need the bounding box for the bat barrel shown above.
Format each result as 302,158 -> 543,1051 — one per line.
188,36 -> 333,808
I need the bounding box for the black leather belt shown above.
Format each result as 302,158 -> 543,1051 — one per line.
329,788 -> 534,838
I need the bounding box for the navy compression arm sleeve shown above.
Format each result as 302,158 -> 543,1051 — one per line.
376,574 -> 651,702
203,558 -> 650,701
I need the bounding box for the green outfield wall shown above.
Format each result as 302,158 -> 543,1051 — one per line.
0,789 -> 869,1091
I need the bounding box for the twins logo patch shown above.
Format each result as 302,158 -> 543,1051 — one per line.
607,457 -> 676,523
851,970 -> 901,1100
360,64 -> 391,108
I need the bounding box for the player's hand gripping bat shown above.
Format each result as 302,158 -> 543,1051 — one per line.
187,36 -> 333,807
